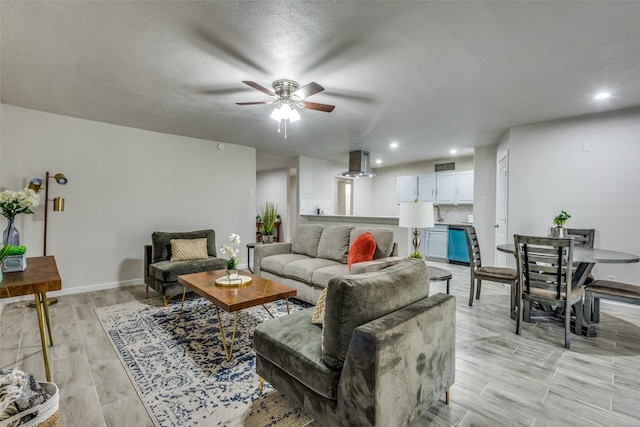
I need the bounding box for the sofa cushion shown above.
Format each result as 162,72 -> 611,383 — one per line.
317,226 -> 354,263
254,308 -> 341,400
149,257 -> 226,282
322,258 -> 430,369
152,230 -> 216,263
284,258 -> 341,285
291,225 -> 325,258
311,264 -> 350,289
261,254 -> 310,276
350,228 -> 394,259
170,238 -> 208,262
347,232 -> 376,269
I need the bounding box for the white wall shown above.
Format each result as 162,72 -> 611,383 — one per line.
473,145 -> 497,265
506,107 -> 640,283
352,177 -> 373,216
298,156 -> 347,215
256,168 -> 289,241
0,105 -> 256,297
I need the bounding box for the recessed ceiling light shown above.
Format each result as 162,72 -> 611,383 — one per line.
450,149 -> 458,155
594,92 -> 611,100
390,142 -> 399,149
375,158 -> 382,165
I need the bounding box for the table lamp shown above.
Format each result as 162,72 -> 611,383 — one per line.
399,200 -> 435,257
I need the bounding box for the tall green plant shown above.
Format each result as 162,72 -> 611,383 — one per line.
261,202 -> 278,236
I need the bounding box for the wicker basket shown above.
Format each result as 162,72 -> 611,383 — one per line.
0,382 -> 59,427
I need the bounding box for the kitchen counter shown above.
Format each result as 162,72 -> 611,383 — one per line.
301,214 -> 399,225
300,216 -> 473,228
434,222 -> 474,228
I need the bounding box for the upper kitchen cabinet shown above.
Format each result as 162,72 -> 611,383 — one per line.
456,170 -> 474,204
397,171 -> 474,205
418,174 -> 436,202
397,175 -> 418,202
435,172 -> 456,204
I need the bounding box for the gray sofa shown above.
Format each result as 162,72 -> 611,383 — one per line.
144,229 -> 227,305
254,258 -> 456,426
253,225 -> 403,303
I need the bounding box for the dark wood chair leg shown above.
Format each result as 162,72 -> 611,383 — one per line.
593,297 -> 600,323
574,300 -> 583,337
475,279 -> 482,300
468,277 -> 475,306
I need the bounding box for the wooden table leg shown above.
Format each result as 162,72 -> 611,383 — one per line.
34,293 -> 52,381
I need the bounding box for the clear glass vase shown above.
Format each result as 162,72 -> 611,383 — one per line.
2,218 -> 20,246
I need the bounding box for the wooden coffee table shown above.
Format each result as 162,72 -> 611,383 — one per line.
177,269 -> 296,361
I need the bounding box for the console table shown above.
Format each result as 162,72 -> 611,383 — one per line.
0,256 -> 61,381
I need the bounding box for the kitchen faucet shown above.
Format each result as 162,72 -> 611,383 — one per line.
434,205 -> 443,222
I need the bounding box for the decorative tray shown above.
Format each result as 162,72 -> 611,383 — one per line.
215,275 -> 252,287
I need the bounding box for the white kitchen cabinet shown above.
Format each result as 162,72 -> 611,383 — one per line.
456,171 -> 474,204
398,171 -> 474,205
397,176 -> 418,203
426,224 -> 448,260
418,174 -> 436,202
436,172 -> 456,204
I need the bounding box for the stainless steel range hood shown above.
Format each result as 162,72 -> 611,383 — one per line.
340,150 -> 375,178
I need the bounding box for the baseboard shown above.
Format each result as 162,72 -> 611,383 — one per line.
0,277 -> 145,307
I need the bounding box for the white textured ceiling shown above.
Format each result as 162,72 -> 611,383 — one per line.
2,1 -> 640,171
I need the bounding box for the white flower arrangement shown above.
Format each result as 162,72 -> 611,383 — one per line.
0,188 -> 40,220
220,233 -> 241,270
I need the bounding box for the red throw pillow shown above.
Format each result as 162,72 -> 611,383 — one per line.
347,232 -> 377,270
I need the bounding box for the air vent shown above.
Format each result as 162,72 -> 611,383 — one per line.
435,162 -> 455,172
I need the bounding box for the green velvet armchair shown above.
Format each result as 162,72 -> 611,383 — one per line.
254,258 -> 456,426
144,229 -> 226,306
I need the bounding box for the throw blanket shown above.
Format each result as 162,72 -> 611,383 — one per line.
0,369 -> 51,426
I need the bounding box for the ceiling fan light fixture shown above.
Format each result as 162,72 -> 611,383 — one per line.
289,107 -> 301,123
270,107 -> 282,122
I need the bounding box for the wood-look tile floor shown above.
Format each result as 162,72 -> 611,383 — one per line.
2,262 -> 640,426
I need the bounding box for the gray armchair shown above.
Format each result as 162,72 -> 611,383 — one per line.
144,229 -> 226,306
254,258 -> 456,426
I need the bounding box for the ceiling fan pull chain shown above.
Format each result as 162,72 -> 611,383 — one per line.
277,120 -> 281,134
284,119 -> 288,139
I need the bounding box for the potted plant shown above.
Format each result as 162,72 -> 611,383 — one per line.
261,202 -> 277,243
551,210 -> 571,237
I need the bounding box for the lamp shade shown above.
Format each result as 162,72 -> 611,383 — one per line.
399,201 -> 435,228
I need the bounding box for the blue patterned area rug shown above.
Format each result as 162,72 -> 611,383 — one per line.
95,295 -> 314,427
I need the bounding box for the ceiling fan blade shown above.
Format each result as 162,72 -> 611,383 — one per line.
236,101 -> 273,105
302,101 -> 335,113
242,81 -> 275,96
293,82 -> 325,99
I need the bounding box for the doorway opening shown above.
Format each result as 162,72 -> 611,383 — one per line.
336,178 -> 353,215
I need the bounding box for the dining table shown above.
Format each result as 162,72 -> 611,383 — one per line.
497,244 -> 640,336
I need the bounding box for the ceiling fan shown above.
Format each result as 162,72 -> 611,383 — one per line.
236,79 -> 335,138
237,79 -> 336,112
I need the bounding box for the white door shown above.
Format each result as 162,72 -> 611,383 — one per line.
495,151 -> 509,267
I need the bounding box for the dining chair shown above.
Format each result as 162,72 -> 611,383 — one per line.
514,235 -> 583,349
465,226 -> 518,308
566,228 -> 595,248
